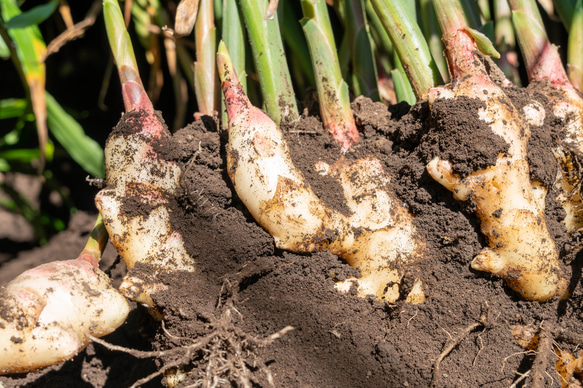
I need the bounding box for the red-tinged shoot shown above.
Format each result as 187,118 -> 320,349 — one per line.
300,0 -> 359,152
97,0 -> 195,308
218,41 -> 425,303
427,0 -> 568,301
511,0 -> 583,231
218,41 -> 342,253
0,216 -> 129,374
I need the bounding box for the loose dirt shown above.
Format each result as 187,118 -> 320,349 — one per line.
2,80 -> 583,388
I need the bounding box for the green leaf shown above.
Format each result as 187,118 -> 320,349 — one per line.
391,67 -> 416,105
554,0 -> 576,31
0,159 -> 10,171
0,98 -> 27,119
45,92 -> 105,177
463,27 -> 500,59
1,128 -> 21,147
0,35 -> 9,57
4,0 -> 58,29
0,148 -> 41,163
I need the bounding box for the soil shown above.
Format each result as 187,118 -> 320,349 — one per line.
2,80 -> 583,388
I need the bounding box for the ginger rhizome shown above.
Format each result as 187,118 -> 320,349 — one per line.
96,0 -> 195,307
426,0 -> 568,302
218,41 -> 425,303
511,0 -> 583,232
0,216 -> 129,374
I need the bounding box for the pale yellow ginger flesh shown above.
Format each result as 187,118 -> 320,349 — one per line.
95,113 -> 195,307
0,259 -> 129,374
316,158 -> 422,302
219,42 -> 424,303
545,88 -> 583,232
426,30 -> 568,302
522,96 -> 583,233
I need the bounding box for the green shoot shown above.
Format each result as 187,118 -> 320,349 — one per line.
494,0 -> 521,85
237,0 -> 298,124
418,0 -> 449,83
221,0 -> 247,130
509,0 -> 571,87
103,0 -> 152,113
300,0 -> 358,150
337,0 -> 379,101
194,0 -> 219,117
370,0 -> 442,99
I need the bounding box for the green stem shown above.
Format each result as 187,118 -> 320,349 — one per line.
339,0 -> 379,100
80,214 -> 108,266
237,0 -> 298,124
418,0 -> 449,82
221,0 -> 246,129
370,0 -> 442,98
103,0 -> 152,113
281,0 -> 315,87
494,0 -> 521,85
194,0 -> 219,116
300,0 -> 358,150
433,0 -> 497,80
509,0 -> 571,87
365,0 -> 393,61
432,0 -> 467,34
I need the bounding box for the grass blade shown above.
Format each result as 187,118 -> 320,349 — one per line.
4,0 -> 58,29
0,98 -> 26,120
281,0 -> 315,88
1,0 -> 49,171
418,0 -> 449,82
46,92 -> 105,177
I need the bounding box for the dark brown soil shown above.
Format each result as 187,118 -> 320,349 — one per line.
2,81 -> 583,388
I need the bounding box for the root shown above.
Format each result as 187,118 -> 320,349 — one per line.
527,323 -> 555,388
89,281 -> 293,388
430,303 -> 491,388
509,370 -> 531,388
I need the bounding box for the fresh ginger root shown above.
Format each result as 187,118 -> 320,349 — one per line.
0,216 -> 129,374
95,0 -> 195,308
218,41 -> 424,303
425,17 -> 568,301
510,4 -> 583,232
95,112 -> 195,307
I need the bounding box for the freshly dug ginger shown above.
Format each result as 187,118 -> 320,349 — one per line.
426,1 -> 568,301
511,3 -> 583,232
96,0 -> 195,307
0,216 -> 129,374
218,41 -> 424,303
